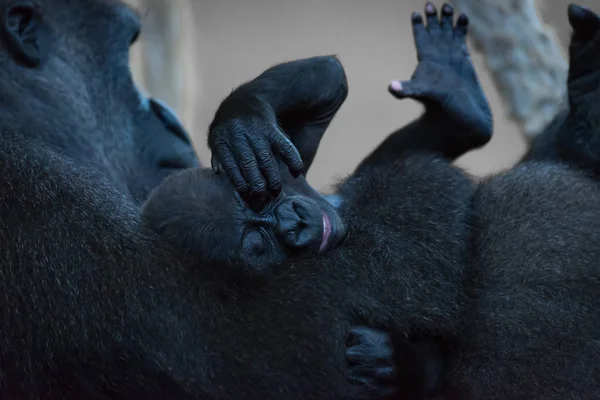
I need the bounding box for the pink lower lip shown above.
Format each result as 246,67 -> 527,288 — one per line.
319,211 -> 332,252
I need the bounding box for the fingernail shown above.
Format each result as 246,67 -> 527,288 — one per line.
389,80 -> 402,92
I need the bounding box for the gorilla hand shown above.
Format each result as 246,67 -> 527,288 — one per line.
346,327 -> 398,399
209,105 -> 303,200
346,326 -> 444,399
388,2 -> 492,145
208,56 -> 348,202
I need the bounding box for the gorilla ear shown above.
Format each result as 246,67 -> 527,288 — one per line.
3,2 -> 49,67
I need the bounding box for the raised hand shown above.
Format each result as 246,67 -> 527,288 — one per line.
209,108 -> 303,199
208,56 -> 348,203
388,2 -> 492,144
346,326 -> 398,399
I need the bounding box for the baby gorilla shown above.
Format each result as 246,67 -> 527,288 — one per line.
142,4 -> 488,397
144,53 -> 351,273
142,3 -> 489,276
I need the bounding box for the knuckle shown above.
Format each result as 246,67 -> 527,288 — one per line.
256,149 -> 273,163
272,131 -> 289,144
270,180 -> 282,192
251,182 -> 267,194
212,137 -> 227,147
239,155 -> 257,170
232,177 -> 248,191
291,157 -> 304,170
236,184 -> 249,194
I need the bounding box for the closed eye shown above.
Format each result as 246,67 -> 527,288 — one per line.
243,229 -> 267,256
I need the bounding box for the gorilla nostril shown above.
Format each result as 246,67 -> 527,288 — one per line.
292,201 -> 300,214
291,200 -> 309,219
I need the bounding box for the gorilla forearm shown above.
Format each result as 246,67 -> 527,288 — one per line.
355,109 -> 485,175
356,9 -> 491,176
210,56 -> 348,172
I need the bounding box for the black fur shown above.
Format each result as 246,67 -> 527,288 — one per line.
3,0 -> 600,399
146,2 -> 600,399
143,3 -> 486,397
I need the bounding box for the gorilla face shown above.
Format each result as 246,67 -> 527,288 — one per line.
142,167 -> 347,272
0,0 -> 199,202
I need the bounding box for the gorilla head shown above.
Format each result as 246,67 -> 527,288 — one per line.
0,0 -> 198,202
142,166 -> 346,272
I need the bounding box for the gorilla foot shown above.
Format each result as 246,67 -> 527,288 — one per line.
388,2 -> 492,149
346,326 -> 397,399
554,4 -> 600,174
567,4 -> 600,104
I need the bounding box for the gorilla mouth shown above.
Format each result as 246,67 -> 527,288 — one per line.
319,211 -> 332,252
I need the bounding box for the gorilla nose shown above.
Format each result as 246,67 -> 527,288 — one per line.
274,200 -> 317,250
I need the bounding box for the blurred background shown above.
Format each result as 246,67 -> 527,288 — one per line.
126,0 -> 581,191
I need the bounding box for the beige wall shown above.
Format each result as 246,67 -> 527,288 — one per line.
131,0 -> 581,191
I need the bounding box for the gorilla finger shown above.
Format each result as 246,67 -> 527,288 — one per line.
454,14 -> 469,38
388,80 -> 422,99
219,147 -> 250,194
348,326 -> 390,344
346,346 -> 367,360
440,3 -> 454,39
347,326 -> 378,340
373,366 -> 396,381
235,144 -> 269,197
425,2 -> 440,36
252,143 -> 282,196
347,372 -> 376,386
210,155 -> 222,174
411,11 -> 428,57
271,129 -> 303,177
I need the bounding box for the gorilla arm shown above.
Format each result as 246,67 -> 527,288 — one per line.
525,4 -> 600,176
355,10 -> 491,175
208,56 -> 349,198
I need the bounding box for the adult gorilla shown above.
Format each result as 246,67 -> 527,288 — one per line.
0,0 -> 431,398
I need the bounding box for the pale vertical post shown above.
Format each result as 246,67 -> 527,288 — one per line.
451,0 -> 568,140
